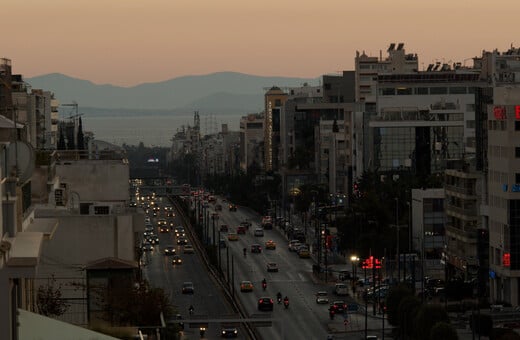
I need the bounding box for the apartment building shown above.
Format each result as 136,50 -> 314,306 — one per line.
239,113 -> 264,172
264,86 -> 288,173
479,47 -> 520,305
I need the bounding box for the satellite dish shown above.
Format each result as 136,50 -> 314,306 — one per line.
6,141 -> 35,183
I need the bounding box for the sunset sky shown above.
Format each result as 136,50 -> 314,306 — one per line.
3,0 -> 518,87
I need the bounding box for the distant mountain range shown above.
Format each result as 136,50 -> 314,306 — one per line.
26,72 -> 320,116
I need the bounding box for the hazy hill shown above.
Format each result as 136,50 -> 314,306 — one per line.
26,72 -> 320,113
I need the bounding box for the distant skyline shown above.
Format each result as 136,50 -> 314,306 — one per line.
3,0 -> 519,87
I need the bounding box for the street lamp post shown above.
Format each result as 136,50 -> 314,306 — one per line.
351,255 -> 359,294
396,197 -> 400,283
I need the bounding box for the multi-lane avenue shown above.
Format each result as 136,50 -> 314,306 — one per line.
140,192 -> 388,340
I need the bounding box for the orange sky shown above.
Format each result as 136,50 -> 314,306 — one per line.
3,0 -> 518,87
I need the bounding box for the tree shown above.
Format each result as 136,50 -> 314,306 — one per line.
101,279 -> 174,326
57,126 -> 66,150
385,284 -> 413,326
77,117 -> 85,150
36,275 -> 70,317
398,295 -> 421,339
414,304 -> 449,340
430,322 -> 458,340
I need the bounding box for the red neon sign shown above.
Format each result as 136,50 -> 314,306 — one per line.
494,106 -> 507,120
515,106 -> 520,120
503,253 -> 511,267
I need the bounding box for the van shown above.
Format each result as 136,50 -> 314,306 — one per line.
335,283 -> 349,296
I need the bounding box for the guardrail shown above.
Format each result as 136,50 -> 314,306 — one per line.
169,196 -> 260,339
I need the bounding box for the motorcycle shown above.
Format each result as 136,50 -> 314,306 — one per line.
283,297 -> 289,309
329,309 -> 335,320
277,296 -> 282,304
262,282 -> 267,291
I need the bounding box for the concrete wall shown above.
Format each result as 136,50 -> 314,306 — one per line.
38,214 -> 136,277
56,161 -> 129,202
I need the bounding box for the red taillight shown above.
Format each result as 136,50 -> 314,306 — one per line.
270,299 -> 273,304
259,299 -> 263,303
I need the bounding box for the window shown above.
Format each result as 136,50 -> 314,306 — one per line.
466,104 -> 475,112
515,121 -> 520,131
516,147 -> 520,158
415,87 -> 428,95
449,87 -> 467,94
94,206 -> 110,215
430,87 -> 448,94
466,120 -> 475,128
275,99 -> 281,106
381,88 -> 395,95
396,87 -> 412,95
516,173 -> 520,184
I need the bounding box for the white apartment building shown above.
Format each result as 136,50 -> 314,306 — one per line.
481,47 -> 520,305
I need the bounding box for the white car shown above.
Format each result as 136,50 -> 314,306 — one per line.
254,228 -> 264,237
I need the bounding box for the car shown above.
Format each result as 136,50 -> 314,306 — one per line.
143,231 -> 153,237
220,224 -> 229,232
240,220 -> 252,229
330,300 -> 347,313
159,226 -> 169,233
163,245 -> 176,255
175,229 -> 186,238
254,228 -> 264,237
141,242 -> 154,251
251,244 -> 262,253
266,262 -> 279,272
157,219 -> 167,226
261,216 -> 273,229
258,297 -> 274,311
316,291 -> 329,304
240,280 -> 254,292
182,282 -> 194,294
237,226 -> 246,234
228,204 -> 237,211
184,244 -> 194,254
219,239 -> 227,248
265,240 -> 276,250
298,247 -> 311,258
177,237 -> 188,245
171,255 -> 183,265
149,234 -> 160,244
335,283 -> 349,296
288,240 -> 301,251
221,326 -> 238,338
228,232 -> 238,241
